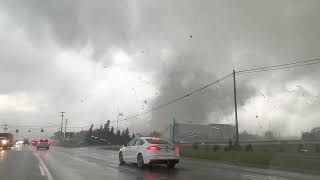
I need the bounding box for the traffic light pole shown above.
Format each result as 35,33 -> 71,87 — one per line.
64,119 -> 68,142
233,70 -> 240,146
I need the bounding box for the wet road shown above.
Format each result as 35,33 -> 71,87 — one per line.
0,145 -> 319,180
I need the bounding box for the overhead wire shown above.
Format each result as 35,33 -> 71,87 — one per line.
236,58 -> 320,75
122,73 -> 233,121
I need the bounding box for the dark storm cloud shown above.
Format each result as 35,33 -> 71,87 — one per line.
1,0 -> 131,57
149,51 -> 256,128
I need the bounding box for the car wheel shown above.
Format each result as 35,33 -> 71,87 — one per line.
137,154 -> 144,168
167,161 -> 176,169
119,152 -> 125,165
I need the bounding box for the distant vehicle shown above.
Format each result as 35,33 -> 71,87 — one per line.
15,140 -> 24,146
23,138 -> 29,145
119,137 -> 180,168
36,139 -> 50,150
0,133 -> 14,150
31,140 -> 38,146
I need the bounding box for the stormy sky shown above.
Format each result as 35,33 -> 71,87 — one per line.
0,0 -> 320,139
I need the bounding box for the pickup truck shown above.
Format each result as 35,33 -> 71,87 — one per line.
0,133 -> 14,150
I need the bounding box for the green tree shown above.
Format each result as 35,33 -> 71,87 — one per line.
115,130 -> 121,145
130,133 -> 135,140
86,124 -> 94,144
149,131 -> 161,137
124,128 -> 130,144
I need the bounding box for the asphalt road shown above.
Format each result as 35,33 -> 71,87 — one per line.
0,145 -> 320,180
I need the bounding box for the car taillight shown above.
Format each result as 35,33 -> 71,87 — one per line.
147,145 -> 160,151
174,145 -> 180,152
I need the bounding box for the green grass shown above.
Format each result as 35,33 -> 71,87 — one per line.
180,144 -> 320,174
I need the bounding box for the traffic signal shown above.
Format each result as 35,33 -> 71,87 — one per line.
15,129 -> 19,133
41,129 -> 44,133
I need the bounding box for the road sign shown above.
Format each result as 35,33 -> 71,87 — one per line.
64,132 -> 74,139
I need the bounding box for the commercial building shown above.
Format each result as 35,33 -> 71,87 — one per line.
172,123 -> 236,143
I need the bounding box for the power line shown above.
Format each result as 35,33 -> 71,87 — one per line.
120,57 -> 320,123
236,58 -> 320,75
122,73 -> 233,121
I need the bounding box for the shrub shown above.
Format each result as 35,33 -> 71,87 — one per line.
245,144 -> 253,151
213,145 -> 220,152
192,142 -> 199,150
233,145 -> 242,151
297,144 -> 303,152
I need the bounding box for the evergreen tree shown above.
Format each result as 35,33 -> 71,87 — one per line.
130,133 -> 135,140
86,124 -> 94,144
109,126 -> 114,144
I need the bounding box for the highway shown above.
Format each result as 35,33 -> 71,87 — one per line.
0,145 -> 319,180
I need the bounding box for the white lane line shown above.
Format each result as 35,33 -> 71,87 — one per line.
241,174 -> 279,180
34,152 -> 54,180
39,165 -> 45,176
110,163 -> 119,167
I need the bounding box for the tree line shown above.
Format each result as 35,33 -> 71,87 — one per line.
85,120 -> 135,145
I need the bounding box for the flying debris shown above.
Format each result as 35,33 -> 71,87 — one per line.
287,90 -> 296,93
259,93 -> 266,98
256,115 -> 259,118
144,100 -> 147,104
189,35 -> 193,38
103,65 -> 108,68
141,50 -> 144,54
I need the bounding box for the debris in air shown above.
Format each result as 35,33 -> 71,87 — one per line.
190,35 -> 193,38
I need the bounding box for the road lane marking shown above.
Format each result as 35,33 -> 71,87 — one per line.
34,152 -> 54,180
241,174 -> 283,180
110,163 -> 119,167
39,165 -> 45,176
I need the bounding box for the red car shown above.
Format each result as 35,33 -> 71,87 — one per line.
31,140 -> 38,146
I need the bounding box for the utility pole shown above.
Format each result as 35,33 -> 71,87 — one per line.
172,117 -> 176,143
60,112 -> 65,135
233,70 -> 240,146
64,119 -> 68,142
3,124 -> 8,133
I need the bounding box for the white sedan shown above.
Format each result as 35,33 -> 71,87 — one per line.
119,137 -> 180,168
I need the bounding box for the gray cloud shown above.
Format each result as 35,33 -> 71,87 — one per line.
0,0 -> 320,138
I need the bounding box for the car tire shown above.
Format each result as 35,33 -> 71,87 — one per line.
137,154 -> 145,168
167,161 -> 176,169
119,152 -> 125,165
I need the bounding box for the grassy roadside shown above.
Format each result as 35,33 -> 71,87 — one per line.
180,144 -> 320,175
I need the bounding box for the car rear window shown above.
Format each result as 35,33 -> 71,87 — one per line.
145,139 -> 170,144
40,139 -> 48,142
